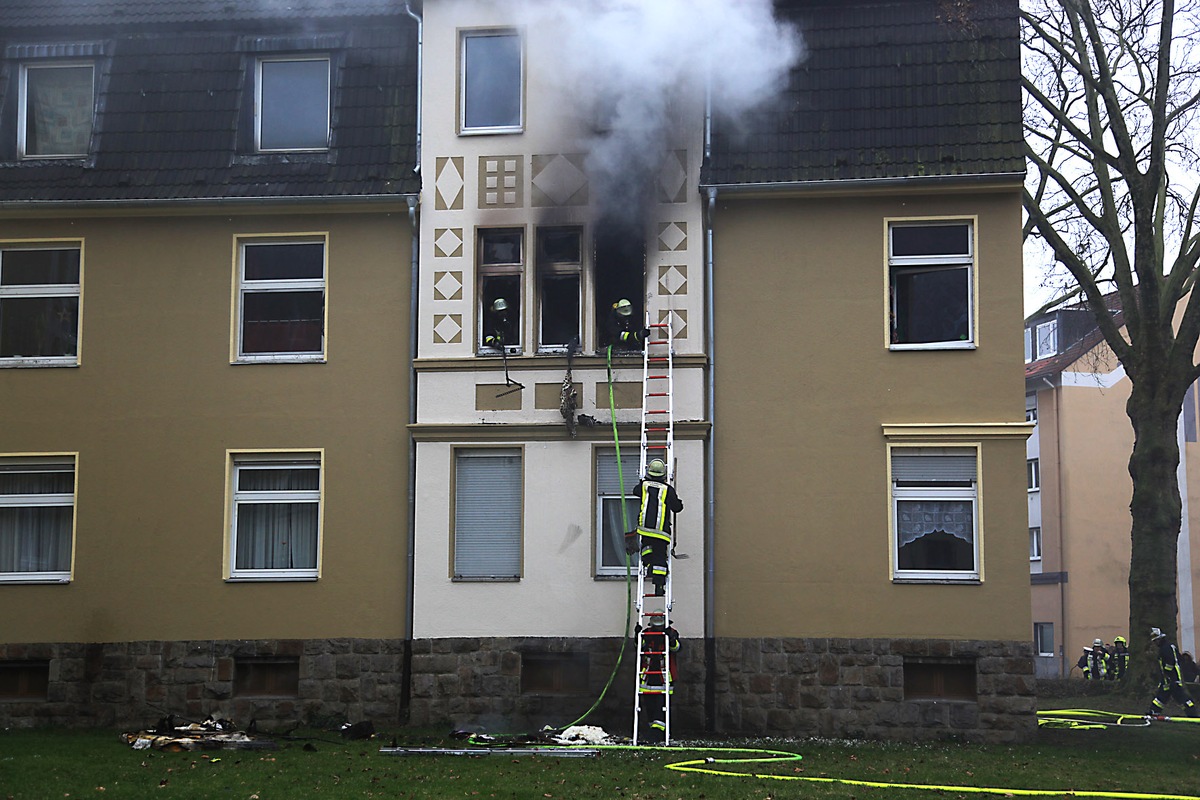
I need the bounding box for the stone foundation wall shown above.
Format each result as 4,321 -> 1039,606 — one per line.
0,639 -> 405,730
1,635 -> 1035,742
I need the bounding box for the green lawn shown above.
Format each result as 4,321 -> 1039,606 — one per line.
3,696 -> 1199,800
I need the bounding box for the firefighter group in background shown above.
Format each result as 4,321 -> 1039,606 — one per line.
1074,635 -> 1130,680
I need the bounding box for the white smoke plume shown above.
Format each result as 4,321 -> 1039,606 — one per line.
525,0 -> 806,217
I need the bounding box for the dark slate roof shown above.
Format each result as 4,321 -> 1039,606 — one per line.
0,1 -> 418,203
704,0 -> 1023,188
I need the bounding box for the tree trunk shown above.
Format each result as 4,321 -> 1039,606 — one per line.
1126,381 -> 1184,693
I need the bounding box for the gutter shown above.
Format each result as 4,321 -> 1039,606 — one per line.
699,171 -> 1027,196
401,193 -> 419,721
0,193 -> 419,213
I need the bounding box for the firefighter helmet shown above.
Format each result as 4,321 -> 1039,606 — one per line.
647,458 -> 667,478
492,297 -> 509,313
1114,636 -> 1126,646
1150,627 -> 1165,641
1093,638 -> 1103,648
614,298 -> 633,317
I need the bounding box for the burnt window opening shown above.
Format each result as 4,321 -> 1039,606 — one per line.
537,227 -> 581,352
903,657 -> 976,701
0,660 -> 50,700
478,229 -> 523,353
594,218 -> 645,351
233,657 -> 300,698
520,652 -> 589,695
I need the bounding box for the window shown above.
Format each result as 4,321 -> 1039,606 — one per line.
256,56 -> 330,151
1029,526 -> 1042,561
0,661 -> 50,700
229,454 -> 321,581
521,652 -> 589,695
903,658 -> 976,700
1034,622 -> 1054,657
888,222 -> 974,348
0,457 -> 75,583
1025,398 -> 1037,424
236,239 -> 325,361
538,228 -> 582,352
1027,458 -> 1040,492
1035,320 -> 1057,359
234,658 -> 300,697
19,62 -> 93,158
1024,327 -> 1033,362
454,449 -> 521,579
460,30 -> 523,134
0,246 -> 81,366
891,447 -> 978,580
478,229 -> 523,353
596,449 -> 640,576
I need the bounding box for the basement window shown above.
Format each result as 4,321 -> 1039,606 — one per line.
0,660 -> 50,700
903,657 -> 976,700
520,652 -> 589,695
888,221 -> 974,349
233,657 -> 300,697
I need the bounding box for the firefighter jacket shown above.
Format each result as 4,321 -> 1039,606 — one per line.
636,478 -> 683,542
1157,638 -> 1187,689
1077,647 -> 1109,679
1109,644 -> 1130,680
638,625 -> 680,694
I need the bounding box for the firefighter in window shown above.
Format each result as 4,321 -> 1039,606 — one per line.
604,298 -> 649,350
483,297 -> 516,350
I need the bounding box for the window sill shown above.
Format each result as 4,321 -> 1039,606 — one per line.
892,576 -> 981,585
452,575 -> 520,582
0,358 -> 79,369
233,355 -> 326,365
459,127 -> 524,137
0,574 -> 71,584
226,574 -> 318,582
889,341 -> 976,351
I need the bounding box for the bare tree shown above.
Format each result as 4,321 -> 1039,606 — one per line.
1022,0 -> 1200,683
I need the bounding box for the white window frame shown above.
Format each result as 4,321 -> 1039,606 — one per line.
1024,327 -> 1033,362
1025,402 -> 1037,424
459,29 -> 524,135
890,446 -> 980,582
886,220 -> 975,350
227,452 -> 322,582
1034,622 -> 1054,657
477,228 -> 524,354
18,61 -> 94,159
255,55 -> 331,152
1029,526 -> 1042,561
1027,458 -> 1040,492
0,455 -> 76,584
453,448 -> 522,580
234,236 -> 326,363
537,227 -> 582,353
1035,320 -> 1057,360
595,448 -> 639,577
0,243 -> 83,368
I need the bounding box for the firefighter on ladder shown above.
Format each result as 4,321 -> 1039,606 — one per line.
627,458 -> 682,597
638,620 -> 679,742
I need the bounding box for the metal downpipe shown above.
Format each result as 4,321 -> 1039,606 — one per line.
704,186 -> 717,732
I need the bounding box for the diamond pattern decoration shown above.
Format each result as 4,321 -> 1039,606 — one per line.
657,150 -> 688,203
657,221 -> 687,252
658,308 -> 687,340
435,156 -> 464,210
658,264 -> 688,296
434,228 -> 464,258
433,314 -> 463,345
531,153 -> 588,207
479,156 -> 523,208
434,270 -> 463,301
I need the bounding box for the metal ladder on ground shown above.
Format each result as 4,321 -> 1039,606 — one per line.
632,314 -> 675,745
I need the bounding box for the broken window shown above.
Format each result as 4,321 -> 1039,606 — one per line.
594,217 -> 645,350
478,229 -> 523,353
460,30 -> 522,134
891,447 -> 978,580
229,454 -> 321,581
236,239 -> 325,361
537,227 -> 581,352
0,457 -> 74,583
888,222 -> 973,348
20,62 -> 94,158
0,246 -> 81,365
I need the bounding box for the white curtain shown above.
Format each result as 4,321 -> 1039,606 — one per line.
234,466 -> 318,571
0,471 -> 73,574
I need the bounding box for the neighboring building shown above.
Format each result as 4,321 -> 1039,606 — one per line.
1025,299 -> 1200,677
0,0 -> 420,726
2,0 -> 1035,743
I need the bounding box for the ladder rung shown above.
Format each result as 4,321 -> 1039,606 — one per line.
647,392 -> 669,397
648,357 -> 669,362
649,323 -> 670,328
646,410 -> 668,414
648,374 -> 668,380
645,444 -> 667,450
